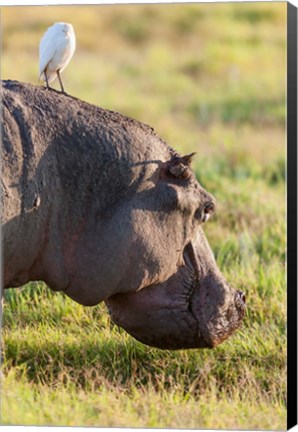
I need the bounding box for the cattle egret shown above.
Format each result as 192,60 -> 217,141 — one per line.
39,22 -> 76,93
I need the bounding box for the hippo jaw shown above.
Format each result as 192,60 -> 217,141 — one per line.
105,236 -> 245,350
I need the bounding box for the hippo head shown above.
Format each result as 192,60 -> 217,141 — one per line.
51,150 -> 245,350
104,154 -> 245,349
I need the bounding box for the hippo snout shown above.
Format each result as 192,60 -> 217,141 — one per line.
194,282 -> 246,349
106,265 -> 245,350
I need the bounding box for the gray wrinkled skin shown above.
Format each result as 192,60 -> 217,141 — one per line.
1,80 -> 245,349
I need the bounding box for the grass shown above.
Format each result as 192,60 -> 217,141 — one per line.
1,2 -> 286,429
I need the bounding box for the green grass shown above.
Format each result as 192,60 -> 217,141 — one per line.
1,2 -> 286,429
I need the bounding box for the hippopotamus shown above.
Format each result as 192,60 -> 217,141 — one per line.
1,80 -> 245,349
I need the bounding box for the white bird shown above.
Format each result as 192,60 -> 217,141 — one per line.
39,22 -> 76,93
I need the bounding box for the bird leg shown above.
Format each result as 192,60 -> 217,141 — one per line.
57,70 -> 65,93
44,71 -> 50,90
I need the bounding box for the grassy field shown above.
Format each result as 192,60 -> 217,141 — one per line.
1,3 -> 286,429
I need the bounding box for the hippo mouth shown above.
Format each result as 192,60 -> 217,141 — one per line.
105,240 -> 245,350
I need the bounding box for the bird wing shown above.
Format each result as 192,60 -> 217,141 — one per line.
39,25 -> 58,79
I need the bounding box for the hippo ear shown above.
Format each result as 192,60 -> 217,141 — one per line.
180,152 -> 196,166
168,152 -> 196,179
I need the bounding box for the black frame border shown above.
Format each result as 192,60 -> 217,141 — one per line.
287,2 -> 297,430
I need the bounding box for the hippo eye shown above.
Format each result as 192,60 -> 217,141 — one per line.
205,201 -> 215,214
200,201 -> 215,223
